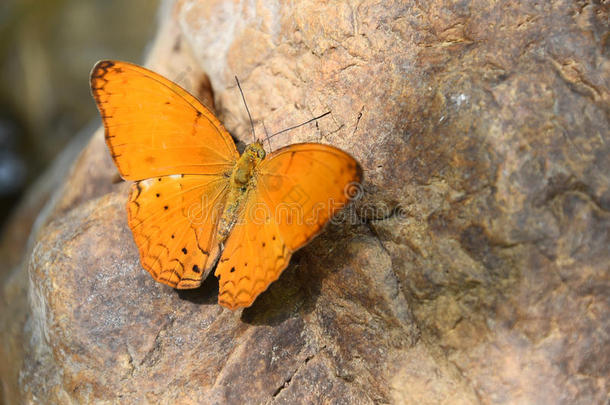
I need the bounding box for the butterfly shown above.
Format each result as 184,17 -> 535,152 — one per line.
90,60 -> 362,310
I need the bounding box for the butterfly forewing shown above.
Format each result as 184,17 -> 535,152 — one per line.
91,60 -> 238,180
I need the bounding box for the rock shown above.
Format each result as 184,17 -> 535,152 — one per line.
1,0 -> 608,403
0,128 -> 91,404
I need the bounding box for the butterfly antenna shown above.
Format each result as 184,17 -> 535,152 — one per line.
261,120 -> 273,152
267,111 -> 331,141
235,76 -> 256,142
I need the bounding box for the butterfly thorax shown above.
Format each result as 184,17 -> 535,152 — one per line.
217,142 -> 266,241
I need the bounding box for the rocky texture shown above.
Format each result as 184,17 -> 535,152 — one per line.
0,128 -> 92,404
1,0 -> 609,403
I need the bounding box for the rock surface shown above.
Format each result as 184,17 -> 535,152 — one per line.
1,0 -> 609,403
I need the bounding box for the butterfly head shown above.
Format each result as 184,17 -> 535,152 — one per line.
243,141 -> 266,162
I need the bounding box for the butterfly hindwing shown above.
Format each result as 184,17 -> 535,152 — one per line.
215,202 -> 290,309
91,60 -> 238,181
215,143 -> 362,309
128,174 -> 229,288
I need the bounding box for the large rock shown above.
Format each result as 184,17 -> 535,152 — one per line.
1,0 -> 608,403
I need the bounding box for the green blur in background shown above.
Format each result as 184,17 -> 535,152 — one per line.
0,0 -> 159,226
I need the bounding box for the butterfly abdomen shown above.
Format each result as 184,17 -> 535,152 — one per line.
217,191 -> 241,242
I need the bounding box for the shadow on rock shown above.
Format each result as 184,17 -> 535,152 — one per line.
175,271 -> 219,306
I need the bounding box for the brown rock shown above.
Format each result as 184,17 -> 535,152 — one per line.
0,129 -> 91,404
2,0 -> 608,403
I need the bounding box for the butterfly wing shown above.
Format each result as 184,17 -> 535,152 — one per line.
90,60 -> 239,180
214,143 -> 363,309
128,174 -> 229,288
91,60 -> 238,288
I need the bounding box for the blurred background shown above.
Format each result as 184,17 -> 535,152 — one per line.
0,0 -> 159,228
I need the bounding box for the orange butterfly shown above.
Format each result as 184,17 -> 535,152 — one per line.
90,60 -> 362,310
